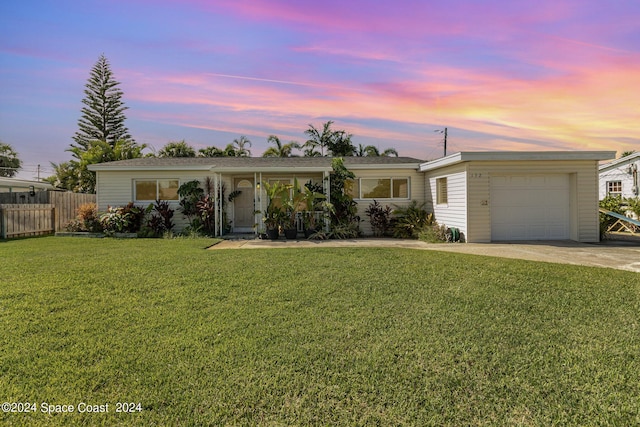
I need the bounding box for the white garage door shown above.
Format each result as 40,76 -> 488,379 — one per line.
491,174 -> 570,241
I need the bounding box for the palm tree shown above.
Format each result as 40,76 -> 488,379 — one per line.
198,146 -> 226,157
232,136 -> 252,157
382,148 -> 398,157
262,135 -> 301,157
355,144 -> 399,157
304,121 -> 334,157
621,150 -> 636,158
157,140 -> 196,158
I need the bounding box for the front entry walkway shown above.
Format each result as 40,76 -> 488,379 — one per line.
209,238 -> 640,273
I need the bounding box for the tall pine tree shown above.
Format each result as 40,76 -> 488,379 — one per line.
48,55 -> 144,193
72,54 -> 132,150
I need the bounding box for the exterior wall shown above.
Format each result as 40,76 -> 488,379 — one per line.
465,160 -> 601,243
424,164 -> 468,239
351,168 -> 425,236
599,157 -> 640,199
95,170 -> 231,232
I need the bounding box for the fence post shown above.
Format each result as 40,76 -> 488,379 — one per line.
0,207 -> 5,239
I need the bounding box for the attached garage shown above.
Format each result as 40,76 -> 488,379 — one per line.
490,174 -> 570,240
421,151 -> 616,243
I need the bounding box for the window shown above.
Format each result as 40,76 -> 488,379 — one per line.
134,179 -> 179,201
607,181 -> 622,196
436,177 -> 448,204
356,178 -> 409,199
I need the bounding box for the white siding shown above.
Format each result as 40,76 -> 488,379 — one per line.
599,158 -> 640,199
95,170 -> 232,232
424,164 -> 468,239
352,168 -> 425,236
467,160 -> 601,243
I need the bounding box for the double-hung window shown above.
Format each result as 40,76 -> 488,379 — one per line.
134,179 -> 179,201
352,177 -> 409,199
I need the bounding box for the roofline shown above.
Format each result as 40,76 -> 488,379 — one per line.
598,152 -> 640,171
0,177 -> 53,189
88,164 -> 215,171
88,161 -> 422,172
420,151 -> 617,172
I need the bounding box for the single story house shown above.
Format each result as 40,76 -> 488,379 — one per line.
89,151 -> 615,242
0,177 -> 53,193
598,152 -> 640,200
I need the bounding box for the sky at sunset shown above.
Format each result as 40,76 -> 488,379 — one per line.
1,0 -> 639,180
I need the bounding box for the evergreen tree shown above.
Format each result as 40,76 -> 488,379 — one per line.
72,54 -> 132,150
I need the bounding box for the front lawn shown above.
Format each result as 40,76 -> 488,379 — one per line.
1,237 -> 638,426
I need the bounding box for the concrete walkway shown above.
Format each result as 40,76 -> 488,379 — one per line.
209,238 -> 640,273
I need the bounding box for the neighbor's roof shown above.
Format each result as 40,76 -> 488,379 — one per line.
419,151 -> 616,172
88,156 -> 425,172
598,151 -> 640,172
0,177 -> 53,190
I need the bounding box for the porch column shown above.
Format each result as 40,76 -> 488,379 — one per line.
323,170 -> 331,232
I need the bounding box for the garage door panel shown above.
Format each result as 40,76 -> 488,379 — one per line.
491,174 -> 570,241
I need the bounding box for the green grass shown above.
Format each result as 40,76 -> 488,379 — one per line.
1,237 -> 639,426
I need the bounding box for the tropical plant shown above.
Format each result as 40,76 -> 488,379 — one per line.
232,136 -> 252,157
599,194 -> 626,238
262,135 -> 301,157
158,140 -> 196,158
198,146 -> 227,157
262,181 -> 289,231
148,200 -> 174,235
100,206 -> 131,234
76,203 -> 101,232
178,180 -> 205,227
365,200 -> 392,237
0,142 -> 21,177
328,158 -> 360,235
392,201 -> 432,238
626,197 -> 640,218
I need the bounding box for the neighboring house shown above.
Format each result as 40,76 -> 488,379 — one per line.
0,177 -> 53,193
89,151 -> 615,242
598,152 -> 640,200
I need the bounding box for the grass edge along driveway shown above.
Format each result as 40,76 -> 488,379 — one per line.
1,237 -> 638,426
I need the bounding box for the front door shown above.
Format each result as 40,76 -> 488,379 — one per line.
233,178 -> 254,230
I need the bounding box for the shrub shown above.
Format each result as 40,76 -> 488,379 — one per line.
76,202 -> 102,232
392,201 -> 433,238
365,200 -> 392,237
145,200 -> 175,237
419,223 -> 450,243
120,202 -> 146,233
100,206 -> 130,234
64,219 -> 84,232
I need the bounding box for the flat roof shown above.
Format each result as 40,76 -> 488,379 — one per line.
419,151 -> 616,172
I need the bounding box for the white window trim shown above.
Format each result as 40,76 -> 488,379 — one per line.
606,180 -> 622,196
133,179 -> 180,202
354,177 -> 411,200
436,177 -> 448,206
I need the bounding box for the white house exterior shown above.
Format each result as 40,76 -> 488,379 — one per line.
89,156 -> 424,236
598,152 -> 640,200
420,151 -> 615,243
89,151 -> 615,242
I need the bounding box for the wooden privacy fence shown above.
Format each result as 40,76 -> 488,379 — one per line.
0,192 -> 96,238
0,204 -> 55,239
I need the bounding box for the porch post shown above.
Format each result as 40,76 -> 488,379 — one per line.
218,173 -> 223,236
213,173 -> 219,237
324,170 -> 331,232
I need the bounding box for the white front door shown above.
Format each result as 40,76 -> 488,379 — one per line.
233,178 -> 254,230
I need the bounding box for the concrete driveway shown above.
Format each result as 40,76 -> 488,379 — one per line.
210,238 -> 640,273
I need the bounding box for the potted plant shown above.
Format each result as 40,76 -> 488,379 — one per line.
300,186 -> 327,237
262,181 -> 289,240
